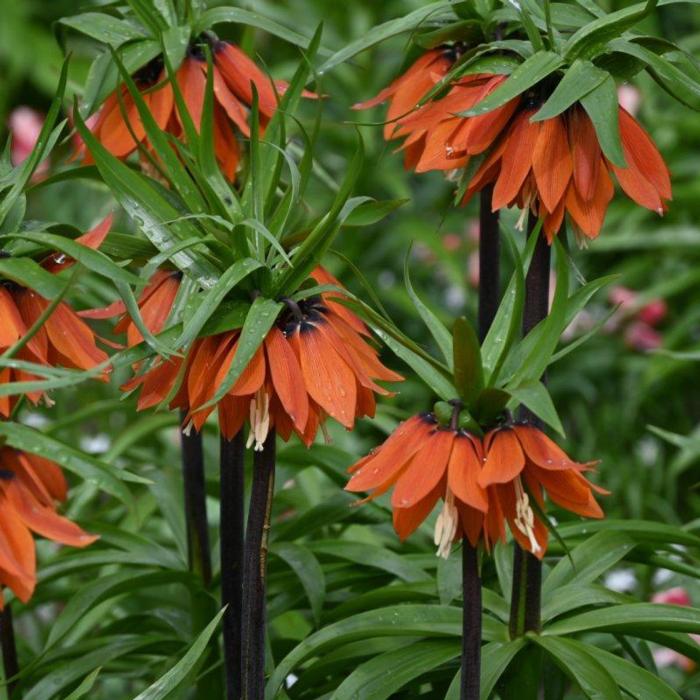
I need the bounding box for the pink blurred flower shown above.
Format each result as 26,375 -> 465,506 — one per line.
618,85 -> 642,116
639,298 -> 668,327
8,107 -> 49,178
651,588 -> 698,671
442,233 -> 462,252
624,321 -> 662,351
609,285 -> 638,313
652,587 -> 691,606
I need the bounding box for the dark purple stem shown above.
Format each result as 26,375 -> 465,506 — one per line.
221,430 -> 246,700
508,214 -> 550,637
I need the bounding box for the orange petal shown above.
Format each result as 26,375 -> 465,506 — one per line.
565,166 -> 614,240
393,481 -> 442,540
99,90 -> 145,156
6,480 -> 97,547
569,107 -> 601,202
212,66 -> 250,136
0,287 -> 26,347
295,325 -> 357,429
514,424 -> 592,471
448,434 -> 488,512
532,116 -> 572,213
345,415 -> 435,493
617,108 -> 672,203
479,428 -> 525,487
391,430 -> 454,508
492,111 -> 539,210
264,327 -> 309,432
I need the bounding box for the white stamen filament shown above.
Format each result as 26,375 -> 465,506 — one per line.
515,204 -> 529,232
434,489 -> 458,559
513,477 -> 541,555
246,389 -> 270,451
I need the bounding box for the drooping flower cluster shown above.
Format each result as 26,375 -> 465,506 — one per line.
358,49 -> 671,240
121,268 -> 402,447
0,218 -> 112,417
75,37 -> 312,180
0,448 -> 97,608
345,411 -> 604,558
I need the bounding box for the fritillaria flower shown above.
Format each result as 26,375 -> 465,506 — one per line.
464,105 -> 671,241
478,423 -> 605,558
123,268 -> 402,448
358,48 -> 671,240
345,412 -> 488,558
76,37 -> 312,180
0,448 -> 98,608
0,218 -> 112,417
80,269 -> 181,348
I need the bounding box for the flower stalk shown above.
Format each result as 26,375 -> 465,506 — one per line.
0,603 -> 19,696
179,411 -> 212,586
508,216 -> 551,637
241,430 -> 276,700
220,430 -> 246,700
461,185 -> 500,699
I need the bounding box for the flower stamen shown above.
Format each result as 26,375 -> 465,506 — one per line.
246,388 -> 270,451
513,477 -> 540,554
434,488 -> 458,559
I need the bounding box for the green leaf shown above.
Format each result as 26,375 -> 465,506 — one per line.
462,51 -> 563,117
204,297 -> 283,409
594,647 -> 682,700
175,258 -> 263,347
309,542 -> 431,583
609,38 -> 700,109
564,0 -> 658,61
161,25 -> 190,71
45,570 -> 193,648
83,41 -> 161,115
508,381 -> 564,436
274,135 -> 364,296
317,3 -> 453,74
73,110 -> 221,288
60,13 -> 147,46
343,199 -> 408,227
63,667 -> 102,700
195,8 -> 319,50
546,603 -> 700,636
265,605 -> 465,699
482,221 -> 539,385
531,59 -> 608,120
580,75 -> 626,167
271,543 -> 326,625
453,317 -> 483,405
505,238 -> 569,388
543,531 -> 636,595
531,636 -> 622,700
1,231 -> 142,286
437,554 -> 462,606
556,519 -> 700,548
0,59 -> 69,226
445,639 -> 526,700
473,387 -> 511,425
331,640 -> 460,700
542,584 -> 628,622
133,608 -> 226,700
0,257 -> 65,299
0,422 -> 139,505
405,253 -> 453,368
